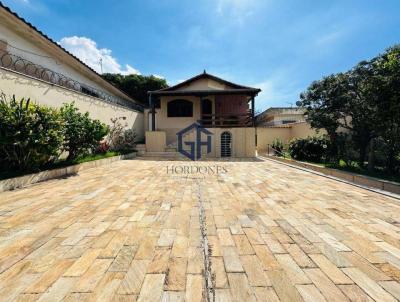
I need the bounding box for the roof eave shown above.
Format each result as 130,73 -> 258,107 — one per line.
0,3 -> 140,105
151,72 -> 260,93
149,89 -> 261,97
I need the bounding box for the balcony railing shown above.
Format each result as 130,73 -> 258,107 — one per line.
198,112 -> 253,128
0,49 -> 143,112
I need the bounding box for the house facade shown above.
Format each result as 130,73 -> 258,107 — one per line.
0,4 -> 144,138
144,72 -> 261,158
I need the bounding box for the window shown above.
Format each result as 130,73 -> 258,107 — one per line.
167,99 -> 193,117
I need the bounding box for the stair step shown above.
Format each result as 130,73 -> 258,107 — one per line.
140,152 -> 185,158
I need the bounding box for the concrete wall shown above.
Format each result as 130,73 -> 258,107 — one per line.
145,127 -> 256,158
201,127 -> 255,158
257,127 -> 292,153
145,131 -> 166,152
0,68 -> 144,139
290,122 -> 325,139
257,122 -> 325,153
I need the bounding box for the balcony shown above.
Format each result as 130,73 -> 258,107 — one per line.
198,112 -> 253,128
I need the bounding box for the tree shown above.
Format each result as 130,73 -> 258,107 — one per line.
371,45 -> 400,171
299,44 -> 400,172
102,74 -> 168,104
344,61 -> 379,167
299,73 -> 349,162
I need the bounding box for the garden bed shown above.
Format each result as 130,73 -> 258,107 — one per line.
0,152 -> 136,192
265,155 -> 400,195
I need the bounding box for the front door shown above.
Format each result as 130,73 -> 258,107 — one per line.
221,131 -> 232,157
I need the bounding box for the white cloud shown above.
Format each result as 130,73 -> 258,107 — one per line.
252,77 -> 302,111
59,36 -> 140,75
215,0 -> 262,25
315,30 -> 344,47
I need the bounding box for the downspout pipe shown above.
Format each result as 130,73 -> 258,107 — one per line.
148,92 -> 155,131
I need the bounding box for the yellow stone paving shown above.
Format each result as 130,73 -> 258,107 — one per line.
0,158 -> 400,301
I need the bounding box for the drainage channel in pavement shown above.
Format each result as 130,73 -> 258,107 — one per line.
196,179 -> 215,302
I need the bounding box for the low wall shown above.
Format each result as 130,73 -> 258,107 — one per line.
265,156 -> 400,195
0,152 -> 136,192
0,68 -> 144,140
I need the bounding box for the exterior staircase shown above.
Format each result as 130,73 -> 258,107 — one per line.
137,131 -> 194,159
165,141 -> 178,152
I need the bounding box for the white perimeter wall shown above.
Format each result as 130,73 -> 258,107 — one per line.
0,22 -> 106,91
0,68 -> 144,139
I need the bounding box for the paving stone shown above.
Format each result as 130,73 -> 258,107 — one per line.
1,158 -> 399,300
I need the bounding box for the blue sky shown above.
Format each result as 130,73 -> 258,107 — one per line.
3,0 -> 399,111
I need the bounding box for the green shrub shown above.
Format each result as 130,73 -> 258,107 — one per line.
60,103 -> 109,160
288,136 -> 330,162
0,95 -> 64,170
271,138 -> 284,155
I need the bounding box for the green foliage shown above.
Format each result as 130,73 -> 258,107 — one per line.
60,103 -> 109,160
0,94 -> 64,170
371,45 -> 400,171
108,117 -> 137,152
298,45 -> 400,172
271,138 -> 284,154
288,136 -> 331,162
102,74 -> 168,104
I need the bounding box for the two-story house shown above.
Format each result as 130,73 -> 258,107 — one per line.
144,71 -> 261,158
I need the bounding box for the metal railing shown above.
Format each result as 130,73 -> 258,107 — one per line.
0,49 -> 143,112
198,112 -> 253,128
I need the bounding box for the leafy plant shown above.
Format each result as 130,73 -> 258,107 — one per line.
108,117 -> 136,152
0,94 -> 64,170
60,103 -> 109,160
288,136 -> 330,162
271,138 -> 284,155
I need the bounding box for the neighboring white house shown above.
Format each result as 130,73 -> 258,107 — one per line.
256,107 -> 306,127
0,3 -> 144,138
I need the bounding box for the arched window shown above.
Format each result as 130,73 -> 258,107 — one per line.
167,99 -> 193,117
221,131 -> 232,157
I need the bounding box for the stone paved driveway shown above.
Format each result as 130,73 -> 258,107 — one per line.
0,158 -> 400,301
